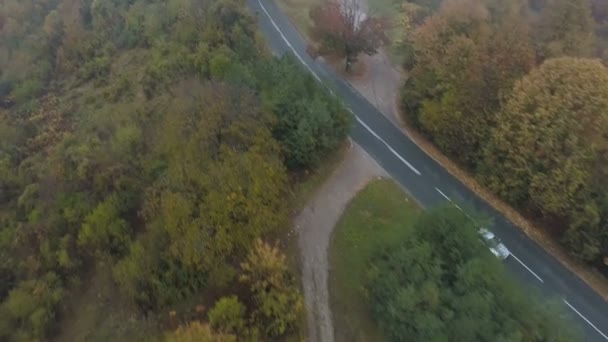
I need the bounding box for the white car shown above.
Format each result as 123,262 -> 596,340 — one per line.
478,227 -> 510,260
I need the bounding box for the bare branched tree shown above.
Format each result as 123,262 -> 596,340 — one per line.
310,0 -> 390,72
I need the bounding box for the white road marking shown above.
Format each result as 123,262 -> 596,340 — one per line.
435,185 -> 540,283
563,299 -> 608,341
256,0 -> 321,82
435,187 -> 544,284
510,253 -> 544,283
436,187 -> 465,212
354,115 -> 421,176
257,0 -> 422,177
435,187 -> 451,201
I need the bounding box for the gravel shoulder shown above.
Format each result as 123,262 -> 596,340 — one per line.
347,50 -> 404,127
295,140 -> 387,342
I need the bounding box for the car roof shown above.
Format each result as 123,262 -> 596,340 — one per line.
479,227 -> 495,239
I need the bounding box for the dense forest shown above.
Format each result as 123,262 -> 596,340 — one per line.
3,0 -> 607,339
401,0 -> 608,270
0,0 -> 349,340
367,207 -> 578,341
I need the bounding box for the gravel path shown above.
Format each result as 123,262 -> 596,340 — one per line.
293,3 -> 406,341
295,141 -> 387,342
348,50 -> 404,127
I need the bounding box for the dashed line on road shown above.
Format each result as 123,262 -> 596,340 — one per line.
435,187 -> 465,213
354,115 -> 421,176
256,0 -> 321,82
434,188 -> 544,284
256,0 -> 422,177
510,253 -> 544,283
563,299 -> 608,341
435,187 -> 451,202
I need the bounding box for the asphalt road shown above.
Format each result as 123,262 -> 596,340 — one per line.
246,0 -> 608,340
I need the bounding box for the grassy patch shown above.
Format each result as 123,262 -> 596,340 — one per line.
329,179 -> 421,341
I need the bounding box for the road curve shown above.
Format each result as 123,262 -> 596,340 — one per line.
246,0 -> 608,340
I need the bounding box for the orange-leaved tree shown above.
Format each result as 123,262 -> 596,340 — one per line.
310,0 -> 390,72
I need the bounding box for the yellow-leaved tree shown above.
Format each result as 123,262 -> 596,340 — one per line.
482,57 -> 608,263
240,239 -> 304,338
166,322 -> 235,342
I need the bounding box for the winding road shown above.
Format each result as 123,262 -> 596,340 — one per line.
246,0 -> 608,340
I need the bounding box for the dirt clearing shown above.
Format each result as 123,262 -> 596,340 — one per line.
295,140 -> 387,342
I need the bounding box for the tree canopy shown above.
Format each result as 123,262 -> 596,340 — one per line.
366,207 -> 579,341
0,0 -> 345,339
310,0 -> 391,71
534,0 -> 596,59
402,0 -> 535,167
400,0 -> 608,270
482,57 -> 608,262
258,56 -> 351,169
166,322 -> 236,342
240,239 -> 304,338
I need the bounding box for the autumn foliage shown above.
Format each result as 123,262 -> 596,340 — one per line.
165,322 -> 236,342
403,0 -> 535,166
240,239 -> 304,338
0,0 -> 342,339
482,58 -> 608,262
310,0 -> 390,71
402,0 -> 608,268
